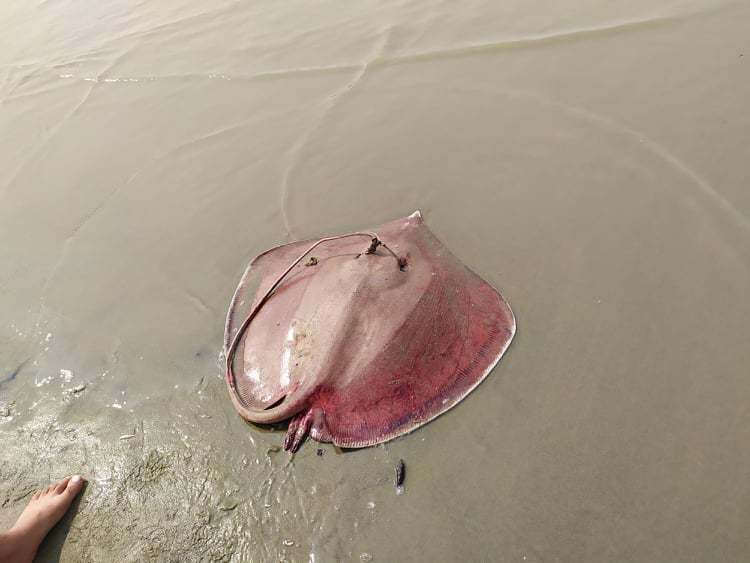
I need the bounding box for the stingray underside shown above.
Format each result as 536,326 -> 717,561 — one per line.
224,212 -> 515,451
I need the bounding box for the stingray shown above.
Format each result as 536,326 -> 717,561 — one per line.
224,211 -> 515,452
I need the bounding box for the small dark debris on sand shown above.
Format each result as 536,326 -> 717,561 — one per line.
395,459 -> 405,487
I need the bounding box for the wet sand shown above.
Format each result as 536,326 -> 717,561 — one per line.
1,1 -> 749,561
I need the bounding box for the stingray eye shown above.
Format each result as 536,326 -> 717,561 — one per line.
398,257 -> 408,271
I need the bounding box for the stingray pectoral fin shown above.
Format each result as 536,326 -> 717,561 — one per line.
311,253 -> 515,449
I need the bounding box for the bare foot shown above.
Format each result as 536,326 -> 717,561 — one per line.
0,476 -> 85,563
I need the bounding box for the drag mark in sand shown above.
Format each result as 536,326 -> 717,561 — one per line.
279,28 -> 394,239
500,87 -> 750,250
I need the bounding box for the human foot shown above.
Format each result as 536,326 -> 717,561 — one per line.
0,475 -> 85,563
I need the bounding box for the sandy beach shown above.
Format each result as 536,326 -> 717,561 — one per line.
1,1 -> 749,560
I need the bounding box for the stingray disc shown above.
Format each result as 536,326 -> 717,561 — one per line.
224,211 -> 515,451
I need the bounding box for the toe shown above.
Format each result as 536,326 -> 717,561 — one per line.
45,485 -> 55,495
63,475 -> 85,498
32,491 -> 41,500
54,477 -> 71,494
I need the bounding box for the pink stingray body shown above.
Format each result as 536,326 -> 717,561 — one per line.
224,211 -> 515,451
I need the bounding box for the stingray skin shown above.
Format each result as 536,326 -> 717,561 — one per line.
224,211 -> 515,451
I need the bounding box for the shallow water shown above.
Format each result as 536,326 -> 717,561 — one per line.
1,1 -> 749,561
